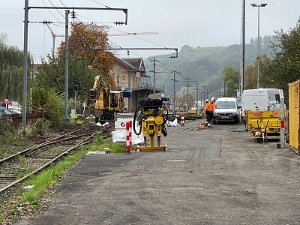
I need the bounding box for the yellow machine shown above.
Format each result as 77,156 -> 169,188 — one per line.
245,110 -> 287,142
133,99 -> 167,151
90,75 -> 124,123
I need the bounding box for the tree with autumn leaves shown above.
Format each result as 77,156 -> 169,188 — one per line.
35,23 -> 115,100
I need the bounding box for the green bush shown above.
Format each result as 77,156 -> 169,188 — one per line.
32,88 -> 64,129
29,118 -> 51,136
45,91 -> 64,129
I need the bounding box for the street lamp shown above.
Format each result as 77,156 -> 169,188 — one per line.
251,3 -> 267,89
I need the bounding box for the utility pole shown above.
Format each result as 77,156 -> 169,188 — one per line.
224,78 -> 226,97
149,58 -> 159,97
185,78 -> 191,110
22,0 -> 29,132
64,10 -> 69,120
196,84 -> 199,114
191,83 -> 206,115
240,0 -> 246,96
171,71 -> 180,116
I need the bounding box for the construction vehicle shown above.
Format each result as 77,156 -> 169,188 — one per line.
133,98 -> 168,151
89,75 -> 124,123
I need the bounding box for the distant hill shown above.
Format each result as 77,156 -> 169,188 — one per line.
144,36 -> 275,98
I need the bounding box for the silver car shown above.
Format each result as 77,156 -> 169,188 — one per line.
213,97 -> 240,124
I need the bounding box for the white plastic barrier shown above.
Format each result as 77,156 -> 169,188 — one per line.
112,113 -> 144,145
112,126 -> 144,144
166,118 -> 178,127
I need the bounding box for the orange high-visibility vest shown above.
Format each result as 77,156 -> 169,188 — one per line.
205,102 -> 215,112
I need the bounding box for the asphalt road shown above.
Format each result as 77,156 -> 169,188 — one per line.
16,121 -> 300,225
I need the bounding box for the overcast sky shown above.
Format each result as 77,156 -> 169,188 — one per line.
0,0 -> 299,62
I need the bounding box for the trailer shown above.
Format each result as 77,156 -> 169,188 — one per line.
245,110 -> 287,142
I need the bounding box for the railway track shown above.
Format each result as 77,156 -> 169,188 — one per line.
0,123 -> 112,194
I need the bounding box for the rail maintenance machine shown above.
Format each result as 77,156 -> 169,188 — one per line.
133,98 -> 168,151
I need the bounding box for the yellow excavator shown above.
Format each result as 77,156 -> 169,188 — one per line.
89,75 -> 124,123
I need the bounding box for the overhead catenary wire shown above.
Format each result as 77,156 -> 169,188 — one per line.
47,0 -> 65,19
41,0 -> 60,23
74,11 -> 167,50
33,2 -> 175,64
58,0 -> 67,7
90,0 -> 111,8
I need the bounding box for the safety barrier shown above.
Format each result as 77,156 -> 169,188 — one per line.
125,121 -> 132,152
181,114 -> 185,126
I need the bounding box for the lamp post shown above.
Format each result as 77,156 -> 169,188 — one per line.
251,3 -> 267,89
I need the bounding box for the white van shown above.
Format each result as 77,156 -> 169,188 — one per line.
241,88 -> 284,119
213,97 -> 240,124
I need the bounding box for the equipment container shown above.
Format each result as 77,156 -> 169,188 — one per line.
288,80 -> 300,154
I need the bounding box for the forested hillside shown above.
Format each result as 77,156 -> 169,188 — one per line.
145,36 -> 274,96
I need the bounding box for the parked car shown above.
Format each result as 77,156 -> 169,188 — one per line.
0,106 -> 13,116
7,108 -> 22,115
213,97 -> 240,124
0,106 -> 13,123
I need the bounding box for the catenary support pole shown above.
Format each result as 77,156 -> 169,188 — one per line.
171,71 -> 179,116
150,58 -> 159,97
22,0 -> 29,133
196,84 -> 199,115
64,10 -> 69,120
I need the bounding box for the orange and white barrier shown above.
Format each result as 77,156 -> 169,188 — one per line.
125,121 -> 131,152
181,114 -> 185,126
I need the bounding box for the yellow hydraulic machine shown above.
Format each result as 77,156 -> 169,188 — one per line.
89,75 -> 124,123
133,99 -> 168,151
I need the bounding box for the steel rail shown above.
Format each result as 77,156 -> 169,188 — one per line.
0,127 -> 87,165
0,133 -> 96,194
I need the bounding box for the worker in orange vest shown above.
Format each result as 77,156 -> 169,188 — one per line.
204,98 -> 215,127
204,99 -> 210,126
